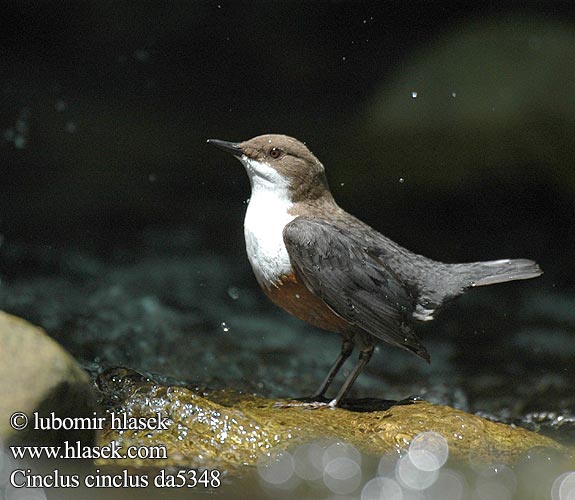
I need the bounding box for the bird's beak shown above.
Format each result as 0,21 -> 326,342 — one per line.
206,139 -> 243,158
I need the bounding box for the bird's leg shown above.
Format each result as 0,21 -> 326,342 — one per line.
309,339 -> 354,401
328,344 -> 375,408
271,339 -> 354,409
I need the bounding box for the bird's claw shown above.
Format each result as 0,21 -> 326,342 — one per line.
272,399 -> 337,409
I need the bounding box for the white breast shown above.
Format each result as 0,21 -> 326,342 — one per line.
241,157 -> 296,288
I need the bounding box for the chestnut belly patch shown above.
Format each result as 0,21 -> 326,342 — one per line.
263,273 -> 353,334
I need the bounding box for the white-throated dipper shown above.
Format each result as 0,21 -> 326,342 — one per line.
208,134 -> 542,407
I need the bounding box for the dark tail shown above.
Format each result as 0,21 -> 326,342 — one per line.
412,257 -> 542,322
450,258 -> 543,289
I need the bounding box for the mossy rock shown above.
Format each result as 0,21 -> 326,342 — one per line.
97,382 -> 567,472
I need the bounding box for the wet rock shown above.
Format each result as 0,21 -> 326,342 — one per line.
96,376 -> 566,472
0,311 -> 94,444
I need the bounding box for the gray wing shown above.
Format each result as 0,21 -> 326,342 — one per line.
283,216 -> 430,361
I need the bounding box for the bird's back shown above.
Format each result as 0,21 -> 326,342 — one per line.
311,207 -> 542,320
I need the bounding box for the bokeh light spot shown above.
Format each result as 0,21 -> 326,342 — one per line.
408,431 -> 449,471
361,476 -> 403,500
323,456 -> 362,495
551,471 -> 575,500
257,450 -> 295,486
396,453 -> 439,490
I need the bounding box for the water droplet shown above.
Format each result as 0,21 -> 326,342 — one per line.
14,135 -> 26,149
221,321 -> 230,333
16,118 -> 28,134
134,49 -> 150,62
227,287 -> 240,300
340,182 -> 345,187
342,56 -> 347,61
65,121 -> 77,133
399,177 -> 405,183
55,99 -> 68,112
3,128 -> 15,141
411,91 -> 418,99
451,92 -> 457,98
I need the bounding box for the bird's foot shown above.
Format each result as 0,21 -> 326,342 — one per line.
272,397 -> 337,410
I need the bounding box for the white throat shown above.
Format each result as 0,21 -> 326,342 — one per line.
241,157 -> 296,288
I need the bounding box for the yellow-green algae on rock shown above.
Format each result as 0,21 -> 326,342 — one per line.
98,384 -> 567,471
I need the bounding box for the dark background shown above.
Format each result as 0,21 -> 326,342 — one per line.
1,1 -> 574,428
1,1 -> 574,270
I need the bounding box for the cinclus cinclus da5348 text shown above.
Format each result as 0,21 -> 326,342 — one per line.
208,134 -> 542,407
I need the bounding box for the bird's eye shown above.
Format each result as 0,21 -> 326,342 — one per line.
269,147 -> 282,159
